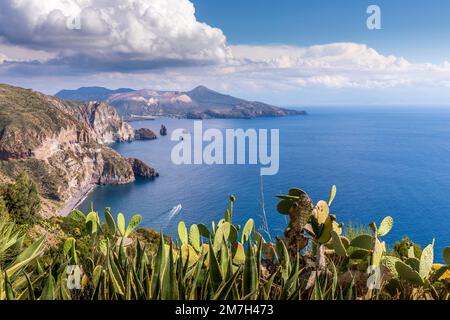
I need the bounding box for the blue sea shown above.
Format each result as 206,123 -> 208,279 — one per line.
79,107 -> 450,259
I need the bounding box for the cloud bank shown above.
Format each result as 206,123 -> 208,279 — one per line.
1,0 -> 450,105
0,0 -> 231,70
227,43 -> 450,89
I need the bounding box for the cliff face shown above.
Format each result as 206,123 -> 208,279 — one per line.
0,84 -> 138,216
43,96 -> 135,144
128,158 -> 159,178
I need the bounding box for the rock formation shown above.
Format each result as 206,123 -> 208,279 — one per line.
43,97 -> 135,144
127,158 -> 159,178
134,128 -> 157,140
160,125 -> 168,136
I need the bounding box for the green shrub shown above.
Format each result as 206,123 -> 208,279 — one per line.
390,236 -> 422,259
1,173 -> 41,225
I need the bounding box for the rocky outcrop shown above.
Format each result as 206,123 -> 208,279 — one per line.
134,128 -> 157,140
0,84 -> 155,216
160,125 -> 168,136
127,158 -> 159,178
43,96 -> 135,144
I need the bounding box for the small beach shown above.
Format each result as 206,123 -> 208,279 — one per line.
59,184 -> 96,216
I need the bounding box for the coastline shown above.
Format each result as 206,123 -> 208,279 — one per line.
58,184 -> 96,217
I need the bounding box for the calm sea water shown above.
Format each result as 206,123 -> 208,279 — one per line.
79,107 -> 450,258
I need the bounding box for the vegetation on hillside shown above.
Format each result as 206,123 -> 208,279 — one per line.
0,183 -> 449,300
0,173 -> 40,225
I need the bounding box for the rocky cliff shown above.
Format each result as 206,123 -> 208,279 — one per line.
0,84 -> 153,217
42,96 -> 135,144
128,158 -> 159,178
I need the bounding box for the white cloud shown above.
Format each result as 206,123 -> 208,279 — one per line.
1,2 -> 450,105
0,0 -> 231,70
224,43 -> 450,90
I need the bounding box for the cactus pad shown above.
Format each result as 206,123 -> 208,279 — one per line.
377,216 -> 394,237
313,200 -> 329,224
350,234 -> 374,251
177,221 -> 188,245
419,241 -> 434,279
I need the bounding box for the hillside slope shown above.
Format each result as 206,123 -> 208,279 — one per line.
0,84 -> 153,216
55,87 -> 134,101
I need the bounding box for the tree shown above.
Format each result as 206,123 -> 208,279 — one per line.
2,173 -> 41,224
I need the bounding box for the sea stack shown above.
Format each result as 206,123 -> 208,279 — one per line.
134,128 -> 157,140
160,125 -> 168,136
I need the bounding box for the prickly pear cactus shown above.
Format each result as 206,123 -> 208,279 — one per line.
395,260 -> 424,286
178,221 -> 188,245
277,188 -> 313,257
312,200 -> 329,225
377,216 -> 394,237
419,241 -> 434,279
331,230 -> 348,257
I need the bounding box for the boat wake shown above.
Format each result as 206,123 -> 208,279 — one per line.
168,204 -> 182,220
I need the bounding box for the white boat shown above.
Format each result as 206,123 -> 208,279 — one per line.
168,204 -> 182,219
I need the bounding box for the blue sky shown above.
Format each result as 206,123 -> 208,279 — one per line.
193,0 -> 450,63
1,0 -> 450,106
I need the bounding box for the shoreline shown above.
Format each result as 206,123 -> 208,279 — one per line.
58,184 -> 96,217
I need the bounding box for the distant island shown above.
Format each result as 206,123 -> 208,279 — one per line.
56,85 -> 306,120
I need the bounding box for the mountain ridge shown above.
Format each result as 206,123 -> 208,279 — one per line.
56,87 -> 135,101
55,86 -> 306,120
